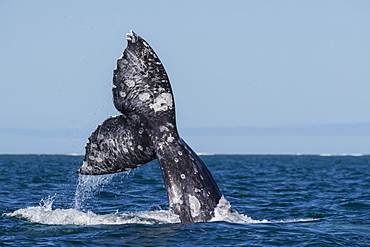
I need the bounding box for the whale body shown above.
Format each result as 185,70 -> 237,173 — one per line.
77,31 -> 223,223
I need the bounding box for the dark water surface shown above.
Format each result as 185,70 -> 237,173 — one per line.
1,155 -> 369,246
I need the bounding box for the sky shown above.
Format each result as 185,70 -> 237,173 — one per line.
1,0 -> 369,154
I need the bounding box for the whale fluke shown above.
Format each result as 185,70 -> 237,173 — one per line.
78,30 -> 223,223
78,115 -> 156,175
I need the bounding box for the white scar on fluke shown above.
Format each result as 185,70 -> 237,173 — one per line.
77,30 -> 235,223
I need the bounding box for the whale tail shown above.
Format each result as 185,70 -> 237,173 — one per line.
77,30 -> 223,223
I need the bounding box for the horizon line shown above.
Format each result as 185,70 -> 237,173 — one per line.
0,153 -> 368,157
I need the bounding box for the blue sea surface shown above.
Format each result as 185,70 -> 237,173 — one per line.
1,154 -> 370,246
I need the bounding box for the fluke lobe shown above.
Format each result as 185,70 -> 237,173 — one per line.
77,31 -> 223,223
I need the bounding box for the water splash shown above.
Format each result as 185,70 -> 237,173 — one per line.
5,206 -> 180,225
39,194 -> 56,211
211,196 -> 269,224
210,196 -> 318,224
73,173 -> 117,210
4,172 -> 317,225
5,194 -> 317,225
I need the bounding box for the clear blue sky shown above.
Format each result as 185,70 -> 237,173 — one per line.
1,0 -> 369,154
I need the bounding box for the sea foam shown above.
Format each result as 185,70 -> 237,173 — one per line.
5,195 -> 180,225
5,194 -> 318,225
5,170 -> 316,225
211,196 -> 268,224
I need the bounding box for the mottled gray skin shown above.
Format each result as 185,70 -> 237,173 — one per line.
78,31 -> 222,223
78,115 -> 156,175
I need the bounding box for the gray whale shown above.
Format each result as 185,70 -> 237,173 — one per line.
77,31 -> 223,223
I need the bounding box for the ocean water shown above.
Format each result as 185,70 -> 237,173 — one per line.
1,154 -> 369,246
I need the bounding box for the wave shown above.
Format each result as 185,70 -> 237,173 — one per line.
273,218 -> 319,223
5,207 -> 180,225
4,195 -> 316,225
319,153 -> 364,157
4,171 -> 317,225
196,152 -> 215,156
4,194 -> 179,225
66,153 -> 83,156
4,195 -> 256,225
